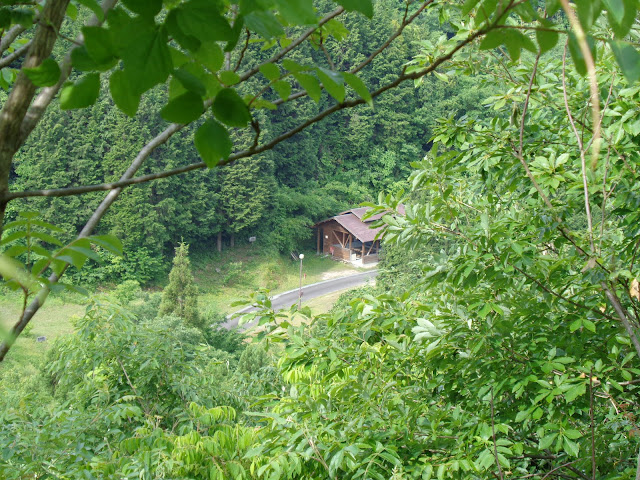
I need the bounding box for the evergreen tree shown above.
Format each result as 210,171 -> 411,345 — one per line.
158,243 -> 201,329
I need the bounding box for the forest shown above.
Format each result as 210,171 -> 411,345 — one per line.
1,0 -> 640,478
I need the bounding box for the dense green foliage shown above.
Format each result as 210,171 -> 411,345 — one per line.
2,0 -> 640,478
158,242 -> 202,328
3,0 -> 490,283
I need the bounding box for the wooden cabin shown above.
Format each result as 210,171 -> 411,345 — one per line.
314,206 -> 404,265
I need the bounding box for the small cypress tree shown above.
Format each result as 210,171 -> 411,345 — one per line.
158,243 -> 202,329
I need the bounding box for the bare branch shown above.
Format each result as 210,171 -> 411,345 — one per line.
0,40 -> 31,69
601,281 -> 640,361
562,41 -> 595,254
559,0 -> 601,169
238,7 -> 345,83
0,23 -> 29,56
5,22 -> 493,202
19,0 -> 119,145
518,51 -> 541,158
0,0 -> 70,239
273,0 -> 433,107
490,388 -> 505,480
233,28 -> 251,72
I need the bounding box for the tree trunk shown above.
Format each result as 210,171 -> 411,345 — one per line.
230,232 -> 235,248
217,232 -> 222,252
0,0 -> 70,241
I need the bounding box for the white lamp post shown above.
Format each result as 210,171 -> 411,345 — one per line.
298,254 -> 304,309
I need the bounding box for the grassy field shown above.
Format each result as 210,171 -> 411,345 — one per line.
0,295 -> 85,369
192,247 -> 361,315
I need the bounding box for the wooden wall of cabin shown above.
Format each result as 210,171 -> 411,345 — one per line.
318,221 -> 352,255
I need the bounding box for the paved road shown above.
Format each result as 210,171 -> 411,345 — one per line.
221,270 -> 378,330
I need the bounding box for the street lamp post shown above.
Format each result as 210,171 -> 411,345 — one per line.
298,254 -> 304,309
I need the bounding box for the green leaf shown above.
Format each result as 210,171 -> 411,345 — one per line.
82,26 -> 116,65
335,0 -> 374,18
569,319 -> 582,332
30,231 -> 63,246
109,70 -> 140,117
479,30 -> 503,50
260,63 -> 280,81
165,9 -> 201,52
275,0 -> 317,25
461,0 -> 482,14
173,68 -> 207,97
120,21 -> 173,94
568,33 -> 596,76
66,2 -> 78,20
539,433 -> 557,450
582,319 -> 596,332
563,437 -> 580,457
607,0 -> 637,38
344,72 -> 372,107
60,73 -> 100,110
160,91 -> 204,124
244,11 -> 284,39
293,72 -> 321,102
536,28 -> 558,54
195,119 -> 232,167
212,88 -> 251,127
610,40 -> 640,84
121,0 -> 162,18
24,58 -> 60,87
219,70 -> 241,86
90,235 -> 123,256
283,59 -> 308,73
71,46 -> 98,71
316,67 -> 345,103
273,80 -> 291,100
194,42 -> 224,72
177,0 -> 234,43
76,0 -> 104,22
574,0 -> 602,29
564,383 -> 586,402
603,0 -> 625,23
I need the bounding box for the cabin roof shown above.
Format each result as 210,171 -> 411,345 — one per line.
314,205 -> 405,243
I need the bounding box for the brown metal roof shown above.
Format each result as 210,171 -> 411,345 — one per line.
338,205 -> 406,222
332,214 -> 383,243
314,205 -> 405,242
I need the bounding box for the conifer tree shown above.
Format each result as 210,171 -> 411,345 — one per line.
158,243 -> 201,329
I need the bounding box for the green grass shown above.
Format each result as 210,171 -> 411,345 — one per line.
192,246 -> 361,315
0,294 -> 85,368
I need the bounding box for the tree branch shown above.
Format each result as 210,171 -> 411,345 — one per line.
19,0 -> 119,145
0,16 -> 498,361
0,0 -> 70,240
0,40 -> 31,70
562,41 -> 595,254
0,23 -> 29,56
273,0 -> 433,107
4,22 -> 492,202
559,0 -> 601,170
238,7 -> 345,83
601,282 -> 640,360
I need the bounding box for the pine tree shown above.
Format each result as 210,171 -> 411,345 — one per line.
158,243 -> 202,329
